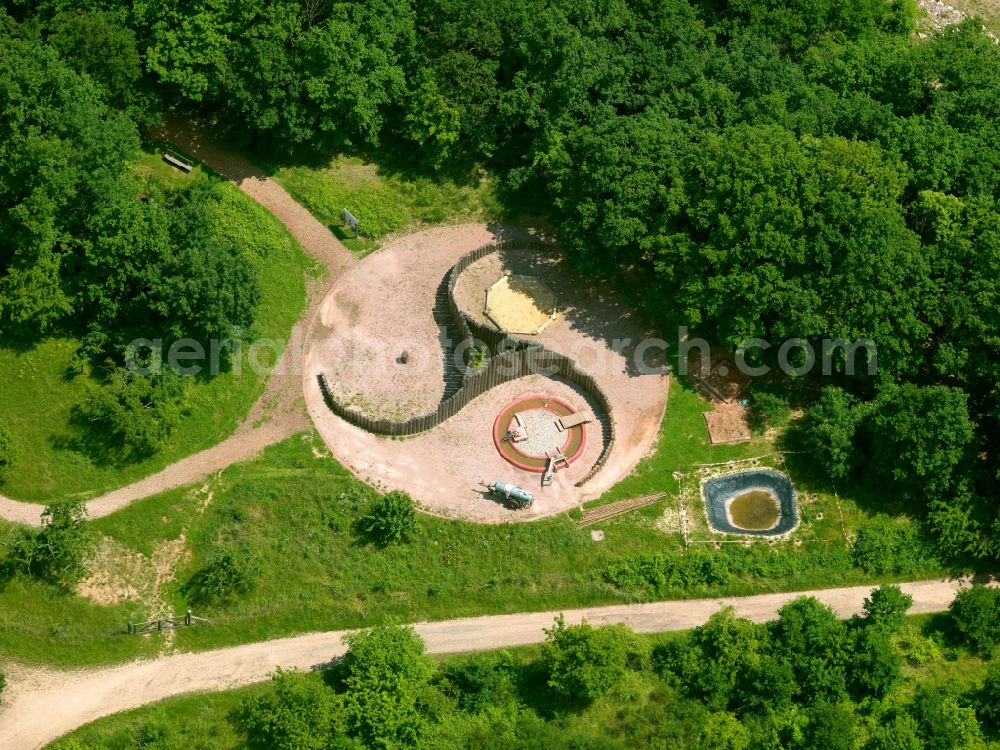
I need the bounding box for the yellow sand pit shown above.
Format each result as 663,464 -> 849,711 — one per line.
485,275 -> 558,334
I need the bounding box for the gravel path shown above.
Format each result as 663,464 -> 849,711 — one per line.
0,122 -> 356,527
0,576 -> 987,750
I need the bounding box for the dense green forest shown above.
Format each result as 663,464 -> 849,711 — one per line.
49,587 -> 1000,749
0,0 -> 997,558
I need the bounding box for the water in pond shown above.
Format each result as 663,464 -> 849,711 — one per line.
729,490 -> 780,530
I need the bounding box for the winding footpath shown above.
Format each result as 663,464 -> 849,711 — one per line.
0,577 -> 984,749
0,123 -> 357,527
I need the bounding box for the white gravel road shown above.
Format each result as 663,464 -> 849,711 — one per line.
0,577 -> 985,750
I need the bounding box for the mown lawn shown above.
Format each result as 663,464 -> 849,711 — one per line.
274,156 -> 501,256
0,152 -> 315,503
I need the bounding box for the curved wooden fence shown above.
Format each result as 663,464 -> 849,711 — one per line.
317,240 -> 616,486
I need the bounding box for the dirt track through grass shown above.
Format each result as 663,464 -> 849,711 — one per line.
0,123 -> 356,528
0,577 -> 987,750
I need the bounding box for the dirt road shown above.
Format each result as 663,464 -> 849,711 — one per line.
0,123 -> 356,528
0,577 -> 979,749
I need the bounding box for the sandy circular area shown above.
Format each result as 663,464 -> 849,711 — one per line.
510,409 -> 568,457
304,224 -> 669,522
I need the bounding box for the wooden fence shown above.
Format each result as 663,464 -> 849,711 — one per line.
317,240 -> 616,486
127,610 -> 207,635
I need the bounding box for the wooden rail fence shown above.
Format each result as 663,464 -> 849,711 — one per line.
578,492 -> 668,527
127,610 -> 207,635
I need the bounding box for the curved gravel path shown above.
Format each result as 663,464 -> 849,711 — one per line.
0,123 -> 357,527
0,577 -> 986,749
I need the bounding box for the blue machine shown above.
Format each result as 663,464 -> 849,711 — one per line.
487,481 -> 534,509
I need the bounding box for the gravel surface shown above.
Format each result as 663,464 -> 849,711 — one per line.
306,226 -> 669,522
1,577 -> 989,750
513,408 -> 569,457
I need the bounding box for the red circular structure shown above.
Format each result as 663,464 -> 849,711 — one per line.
492,394 -> 587,472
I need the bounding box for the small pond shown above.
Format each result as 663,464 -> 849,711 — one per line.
702,469 -> 797,537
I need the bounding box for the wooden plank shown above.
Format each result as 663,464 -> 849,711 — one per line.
162,152 -> 193,172
578,492 -> 668,527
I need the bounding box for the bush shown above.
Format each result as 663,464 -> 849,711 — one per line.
542,615 -> 642,702
603,548 -> 731,594
0,670 -> 5,703
603,545 -> 858,597
241,669 -> 346,750
975,661 -> 1000,730
949,586 -> 1000,654
848,627 -> 902,699
72,368 -> 188,462
861,585 -> 914,633
340,624 -> 434,748
866,714 -> 924,750
852,517 -> 938,575
189,545 -> 263,604
747,390 -> 791,431
361,491 -> 417,546
10,500 -> 95,589
801,387 -> 859,480
913,686 -> 984,750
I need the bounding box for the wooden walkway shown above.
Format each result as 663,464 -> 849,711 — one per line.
578,491 -> 668,527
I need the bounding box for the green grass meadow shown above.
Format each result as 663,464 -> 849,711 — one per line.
274,156 -> 501,256
0,364 -> 951,668
0,152 -> 314,503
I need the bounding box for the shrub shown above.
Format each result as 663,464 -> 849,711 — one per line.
542,615 -> 642,702
603,548 -> 731,594
0,669 -> 5,703
949,586 -> 1000,654
770,597 -> 849,704
861,585 -> 914,633
340,624 -> 434,748
852,517 -> 938,575
848,627 -> 902,699
190,545 -> 263,604
438,651 -> 519,713
241,668 -> 345,750
10,500 -> 95,589
657,608 -> 766,711
913,686 -> 984,750
801,387 -> 859,480
866,714 -> 924,750
72,368 -> 188,462
975,662 -> 1000,730
362,491 -> 417,546
747,390 -> 791,431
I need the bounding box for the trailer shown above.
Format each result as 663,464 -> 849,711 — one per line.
486,481 -> 534,509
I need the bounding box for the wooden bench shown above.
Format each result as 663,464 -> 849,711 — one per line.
162,152 -> 194,173
557,411 -> 592,431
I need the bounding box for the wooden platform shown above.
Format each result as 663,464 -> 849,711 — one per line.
578,491 -> 668,527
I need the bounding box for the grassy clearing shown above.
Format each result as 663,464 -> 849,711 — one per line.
0,518 -> 157,666
0,151 -> 314,503
925,0 -> 1000,32
274,156 -> 501,256
0,361 -> 953,667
